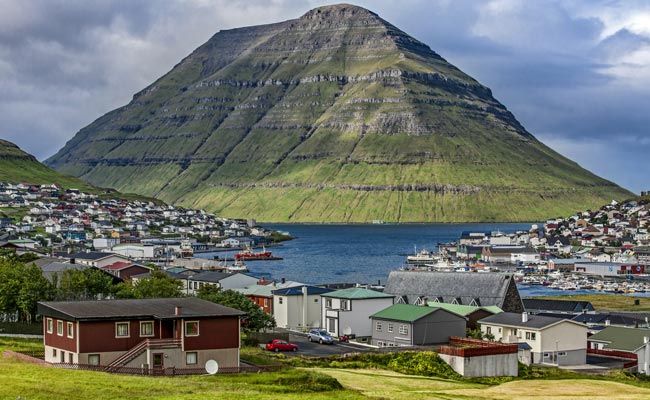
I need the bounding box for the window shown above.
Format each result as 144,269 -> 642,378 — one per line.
60,351 -> 65,363
279,297 -> 283,305
68,353 -> 73,363
376,321 -> 382,331
558,351 -> 567,357
185,321 -> 199,336
388,323 -> 393,333
525,332 -> 536,340
52,348 -> 57,357
340,300 -> 349,310
115,322 -> 130,338
186,352 -> 197,365
57,320 -> 63,336
486,326 -> 492,335
88,354 -> 100,366
543,353 -> 551,358
47,318 -> 53,334
67,322 -> 74,339
325,299 -> 332,308
377,340 -> 384,347
140,321 -> 154,337
399,325 -> 409,335
263,298 -> 268,307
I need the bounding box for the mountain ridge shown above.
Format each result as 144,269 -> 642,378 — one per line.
46,4 -> 632,222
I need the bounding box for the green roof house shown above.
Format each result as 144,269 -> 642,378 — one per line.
369,304 -> 466,347
426,302 -> 502,329
589,326 -> 650,375
321,287 -> 394,337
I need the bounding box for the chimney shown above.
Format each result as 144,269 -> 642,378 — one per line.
175,306 -> 182,316
522,312 -> 529,323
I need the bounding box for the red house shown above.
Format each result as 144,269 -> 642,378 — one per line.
100,261 -> 152,281
37,297 -> 244,372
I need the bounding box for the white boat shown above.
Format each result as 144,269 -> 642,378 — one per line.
225,260 -> 248,273
407,246 -> 439,264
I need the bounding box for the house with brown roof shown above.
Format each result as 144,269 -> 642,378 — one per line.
37,297 -> 244,373
100,261 -> 152,280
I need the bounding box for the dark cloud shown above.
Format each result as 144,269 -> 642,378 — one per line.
1,0 -> 648,193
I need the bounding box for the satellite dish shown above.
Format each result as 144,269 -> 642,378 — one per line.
343,326 -> 352,335
205,359 -> 219,375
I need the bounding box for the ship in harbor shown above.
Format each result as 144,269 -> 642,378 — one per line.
234,246 -> 274,261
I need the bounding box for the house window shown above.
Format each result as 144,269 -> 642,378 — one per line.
186,352 -> 198,365
543,353 -> 551,358
341,300 -> 349,310
376,321 -> 382,331
558,351 -> 567,357
52,348 -> 57,357
264,298 -> 269,307
399,325 -> 409,335
185,321 -> 199,336
67,322 -> 74,339
314,298 -> 318,303
88,354 -> 100,366
57,320 -> 64,336
68,353 -> 73,363
325,299 -> 332,308
525,332 -> 536,340
115,322 -> 130,338
47,318 -> 53,334
486,326 -> 492,335
377,340 -> 384,347
388,323 -> 393,333
279,297 -> 283,305
140,321 -> 154,337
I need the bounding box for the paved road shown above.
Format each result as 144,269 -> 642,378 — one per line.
260,331 -> 374,357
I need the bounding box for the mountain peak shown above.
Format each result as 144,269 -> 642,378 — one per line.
46,7 -> 632,222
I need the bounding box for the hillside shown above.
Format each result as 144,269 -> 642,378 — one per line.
46,4 -> 632,222
0,139 -> 94,191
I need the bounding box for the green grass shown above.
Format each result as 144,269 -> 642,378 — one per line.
534,294 -> 650,312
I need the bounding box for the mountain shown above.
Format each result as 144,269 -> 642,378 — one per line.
0,139 -> 95,190
46,4 -> 632,222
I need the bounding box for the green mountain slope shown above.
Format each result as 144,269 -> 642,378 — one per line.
0,139 -> 95,190
46,4 -> 632,222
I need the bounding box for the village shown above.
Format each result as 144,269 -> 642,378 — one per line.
2,181 -> 650,380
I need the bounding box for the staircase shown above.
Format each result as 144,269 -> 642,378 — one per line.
105,338 -> 181,372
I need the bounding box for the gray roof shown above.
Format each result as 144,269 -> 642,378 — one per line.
384,271 -> 522,311
523,299 -> 594,313
190,271 -> 233,283
38,297 -> 244,321
479,312 -> 585,330
39,262 -> 121,283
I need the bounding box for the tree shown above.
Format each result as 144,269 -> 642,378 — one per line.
0,257 -> 53,322
116,270 -> 184,299
197,285 -> 275,332
54,268 -> 116,301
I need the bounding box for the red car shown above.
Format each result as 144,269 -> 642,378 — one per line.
265,339 -> 298,352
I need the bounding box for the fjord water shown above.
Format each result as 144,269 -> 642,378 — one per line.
197,223 -> 533,285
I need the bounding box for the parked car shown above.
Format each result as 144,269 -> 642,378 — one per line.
307,329 -> 334,344
265,339 -> 298,352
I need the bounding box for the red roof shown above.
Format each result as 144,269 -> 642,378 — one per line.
102,261 -> 134,271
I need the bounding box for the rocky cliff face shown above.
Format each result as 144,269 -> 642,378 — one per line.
46,4 -> 631,222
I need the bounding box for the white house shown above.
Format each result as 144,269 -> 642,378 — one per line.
272,286 -> 333,330
321,287 -> 394,337
479,312 -> 587,366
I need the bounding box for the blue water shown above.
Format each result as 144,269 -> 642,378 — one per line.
195,223 -> 532,285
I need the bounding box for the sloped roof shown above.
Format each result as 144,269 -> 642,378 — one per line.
370,304 -> 446,322
235,285 -> 275,297
272,285 -> 333,296
523,299 -> 594,313
190,271 -> 233,283
426,302 -> 502,317
323,287 -> 394,300
588,326 -> 650,351
38,297 -> 244,321
384,271 -> 521,310
479,312 -> 585,330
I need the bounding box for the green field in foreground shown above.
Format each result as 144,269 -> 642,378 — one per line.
4,338 -> 650,400
533,294 -> 650,312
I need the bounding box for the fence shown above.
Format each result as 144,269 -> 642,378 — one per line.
52,362 -> 283,376
0,321 -> 43,335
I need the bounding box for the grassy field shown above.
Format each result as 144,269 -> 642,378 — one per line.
5,338 -> 650,399
534,294 -> 650,312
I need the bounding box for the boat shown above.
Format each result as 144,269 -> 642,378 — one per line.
225,260 -> 248,273
406,246 -> 439,264
179,239 -> 194,259
234,246 -> 273,261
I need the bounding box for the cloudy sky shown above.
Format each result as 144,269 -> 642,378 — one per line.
1,0 -> 649,193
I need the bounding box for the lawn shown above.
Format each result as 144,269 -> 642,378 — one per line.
535,294 -> 650,312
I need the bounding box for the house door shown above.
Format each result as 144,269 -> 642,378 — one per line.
152,353 -> 164,375
327,318 -> 336,335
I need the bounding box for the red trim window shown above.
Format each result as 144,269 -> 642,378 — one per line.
67,322 -> 74,339
57,320 -> 64,336
185,321 -> 199,337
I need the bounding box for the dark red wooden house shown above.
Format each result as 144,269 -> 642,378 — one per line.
37,297 -> 244,372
